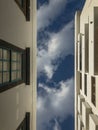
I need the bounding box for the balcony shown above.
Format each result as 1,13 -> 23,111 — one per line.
89,114 -> 98,130
78,94 -> 85,114
82,102 -> 92,130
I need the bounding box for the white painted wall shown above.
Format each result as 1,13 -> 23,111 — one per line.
0,0 -> 36,130
74,11 -> 81,130
75,0 -> 98,130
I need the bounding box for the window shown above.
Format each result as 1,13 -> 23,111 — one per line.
0,49 -> 10,84
77,33 -> 82,71
17,112 -> 30,130
80,37 -> 82,71
85,24 -> 89,73
15,0 -> 30,21
80,73 -> 82,90
91,76 -> 96,106
84,74 -> 87,96
0,39 -> 30,92
0,49 -> 22,84
11,51 -> 22,81
94,7 -> 98,74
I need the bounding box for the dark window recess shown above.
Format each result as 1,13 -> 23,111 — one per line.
17,112 -> 30,130
26,48 -> 30,85
26,112 -> 30,130
0,39 -> 30,93
15,0 -> 30,21
80,73 -> 82,90
91,77 -> 96,106
85,24 -> 89,73
80,39 -> 82,71
94,7 -> 98,74
84,74 -> 87,96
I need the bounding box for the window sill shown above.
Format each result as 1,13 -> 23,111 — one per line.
0,80 -> 24,93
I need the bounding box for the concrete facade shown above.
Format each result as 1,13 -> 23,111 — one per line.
75,0 -> 98,130
0,0 -> 36,130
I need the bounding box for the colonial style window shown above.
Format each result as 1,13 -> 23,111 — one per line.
0,39 -> 30,92
15,0 -> 30,21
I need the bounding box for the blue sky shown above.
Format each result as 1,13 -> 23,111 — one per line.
37,0 -> 85,130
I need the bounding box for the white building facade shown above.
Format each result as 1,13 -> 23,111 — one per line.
0,0 -> 36,130
75,0 -> 98,130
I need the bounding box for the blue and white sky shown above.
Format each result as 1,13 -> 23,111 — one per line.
37,0 -> 85,130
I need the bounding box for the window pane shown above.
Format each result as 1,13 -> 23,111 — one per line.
91,77 -> 96,106
0,72 -> 2,84
11,72 -> 17,81
3,49 -> 9,60
17,71 -> 21,79
12,52 -> 17,61
17,63 -> 21,70
80,73 -> 82,90
3,61 -> 9,71
17,53 -> 21,61
3,72 -> 9,83
0,49 -> 2,59
0,61 -> 2,71
17,53 -> 22,70
11,52 -> 22,81
20,0 -> 24,8
84,74 -> 87,96
12,62 -> 17,70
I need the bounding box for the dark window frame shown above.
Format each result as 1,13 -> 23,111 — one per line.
15,0 -> 30,21
0,39 -> 30,93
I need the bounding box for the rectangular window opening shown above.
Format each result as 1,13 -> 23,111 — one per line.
80,73 -> 82,90
85,24 -> 89,73
84,74 -> 87,96
91,76 -> 96,106
0,39 -> 30,92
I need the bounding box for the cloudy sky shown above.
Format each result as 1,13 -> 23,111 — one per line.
37,0 -> 85,130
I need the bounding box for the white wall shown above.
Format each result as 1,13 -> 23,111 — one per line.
80,0 -> 98,111
75,0 -> 98,130
0,0 -> 36,130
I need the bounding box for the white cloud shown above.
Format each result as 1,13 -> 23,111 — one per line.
53,119 -> 61,130
37,0 -> 67,30
37,78 -> 74,130
37,21 -> 74,79
44,65 -> 54,79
